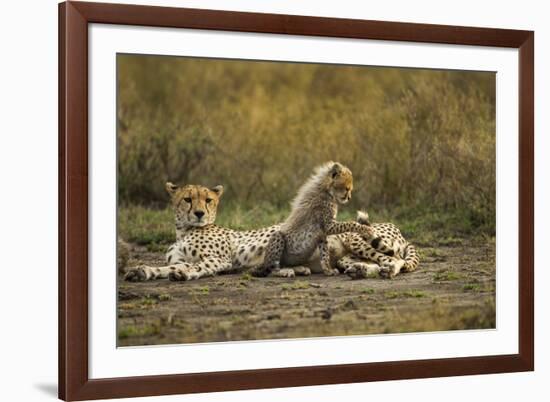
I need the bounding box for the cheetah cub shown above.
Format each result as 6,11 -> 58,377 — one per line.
252,162 -> 382,277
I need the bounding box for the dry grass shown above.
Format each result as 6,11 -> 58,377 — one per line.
117,55 -> 495,234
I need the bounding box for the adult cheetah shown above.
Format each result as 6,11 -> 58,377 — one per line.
124,183 -> 302,282
330,211 -> 420,279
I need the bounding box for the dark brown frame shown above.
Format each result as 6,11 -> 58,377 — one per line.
59,1 -> 534,400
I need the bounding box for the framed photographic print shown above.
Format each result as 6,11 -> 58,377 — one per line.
59,1 -> 534,400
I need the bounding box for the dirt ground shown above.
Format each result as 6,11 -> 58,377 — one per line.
117,238 -> 495,346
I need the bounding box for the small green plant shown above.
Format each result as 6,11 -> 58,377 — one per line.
240,272 -> 255,281
118,324 -> 160,339
463,283 -> 481,292
424,248 -> 444,258
282,281 -> 310,291
139,297 -> 158,308
433,270 -> 463,282
146,242 -> 167,253
190,286 -> 211,295
362,288 -> 375,294
157,293 -> 172,301
403,290 -> 427,298
437,237 -> 464,247
385,290 -> 427,299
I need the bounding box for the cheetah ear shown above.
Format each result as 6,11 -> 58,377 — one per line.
211,185 -> 224,197
165,182 -> 178,196
330,162 -> 343,178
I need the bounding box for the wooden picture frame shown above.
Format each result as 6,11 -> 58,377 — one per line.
59,1 -> 534,400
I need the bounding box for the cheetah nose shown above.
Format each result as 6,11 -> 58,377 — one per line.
194,211 -> 205,219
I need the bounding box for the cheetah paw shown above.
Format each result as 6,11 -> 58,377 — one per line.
293,266 -> 312,276
274,268 -> 296,278
250,266 -> 271,277
379,266 -> 394,279
323,268 -> 340,276
124,265 -> 152,282
344,266 -> 366,280
168,266 -> 199,281
380,260 -> 405,279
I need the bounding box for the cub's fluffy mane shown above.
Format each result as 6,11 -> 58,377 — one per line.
289,162 -> 337,212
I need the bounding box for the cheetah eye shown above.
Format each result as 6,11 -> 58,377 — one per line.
184,197 -> 192,203
205,198 -> 213,204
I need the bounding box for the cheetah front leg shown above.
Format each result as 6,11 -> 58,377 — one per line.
270,268 -> 296,278
250,230 -> 285,277
319,239 -> 339,276
124,265 -> 173,282
168,256 -> 232,281
292,266 -> 312,276
269,266 -> 311,278
124,241 -> 187,281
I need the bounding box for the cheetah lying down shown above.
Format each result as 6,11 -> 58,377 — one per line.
333,211 -> 420,279
124,183 -> 419,282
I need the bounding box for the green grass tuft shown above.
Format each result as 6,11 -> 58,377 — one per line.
386,290 -> 428,299
362,288 -> 375,294
118,204 -> 494,250
282,281 -> 310,291
240,272 -> 256,281
463,283 -> 481,292
118,324 -> 160,340
433,270 -> 463,282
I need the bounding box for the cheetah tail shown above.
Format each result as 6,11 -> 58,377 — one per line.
356,210 -> 371,225
355,211 -> 395,255
402,243 -> 420,272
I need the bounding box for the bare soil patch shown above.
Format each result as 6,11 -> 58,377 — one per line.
117,238 -> 495,346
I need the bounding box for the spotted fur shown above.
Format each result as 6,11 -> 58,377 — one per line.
334,211 -> 420,279
124,184 -> 302,282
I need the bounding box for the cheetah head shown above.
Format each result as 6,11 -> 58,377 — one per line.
165,182 -> 223,228
327,162 -> 353,204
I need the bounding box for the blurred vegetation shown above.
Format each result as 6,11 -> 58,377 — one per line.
118,55 -> 495,236
119,204 -> 491,251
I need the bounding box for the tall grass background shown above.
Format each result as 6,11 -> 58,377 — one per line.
117,55 -> 495,245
